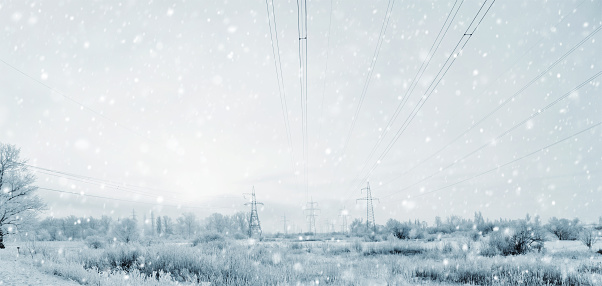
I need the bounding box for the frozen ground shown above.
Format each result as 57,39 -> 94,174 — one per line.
0,244 -> 79,286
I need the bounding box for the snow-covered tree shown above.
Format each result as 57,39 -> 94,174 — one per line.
177,212 -> 198,238
111,218 -> 139,243
0,143 -> 45,248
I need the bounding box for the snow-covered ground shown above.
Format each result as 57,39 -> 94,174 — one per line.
0,245 -> 79,286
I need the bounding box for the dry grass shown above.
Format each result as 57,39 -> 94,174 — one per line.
9,236 -> 602,285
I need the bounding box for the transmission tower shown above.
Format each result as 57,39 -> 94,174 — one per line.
244,186 -> 263,238
356,182 -> 378,232
281,214 -> 288,235
339,206 -> 350,234
305,198 -> 319,235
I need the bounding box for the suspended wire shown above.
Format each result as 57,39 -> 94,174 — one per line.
348,0 -> 464,192
265,0 -> 299,188
0,59 -> 156,144
317,0 -> 334,142
326,0 -> 395,192
380,70 -> 602,199
347,0 -> 496,195
38,187 -> 234,210
19,162 -> 168,195
304,0 -> 309,199
381,22 -> 602,188
397,121 -> 602,201
297,0 -> 309,198
15,162 -> 237,204
340,0 -> 395,160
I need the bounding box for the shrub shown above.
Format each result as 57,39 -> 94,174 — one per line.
483,221 -> 545,256
352,239 -> 363,253
192,232 -> 225,246
441,242 -> 454,254
546,217 -> 582,241
289,242 -> 303,250
232,233 -> 247,240
469,231 -> 481,242
386,219 -> 411,239
477,222 -> 495,235
85,235 -> 105,249
579,229 -> 599,250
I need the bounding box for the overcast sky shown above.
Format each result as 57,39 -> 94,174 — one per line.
1,0 -> 601,232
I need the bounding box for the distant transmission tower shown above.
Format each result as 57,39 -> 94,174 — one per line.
356,182 -> 378,232
281,214 -> 288,235
305,198 -> 319,234
244,186 -> 263,238
339,206 -> 349,234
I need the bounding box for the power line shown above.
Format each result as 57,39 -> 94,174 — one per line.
347,0 -> 496,197
265,0 -> 299,190
340,0 -> 396,157
37,187 -> 233,210
381,23 -> 602,188
297,0 -> 309,198
398,121 -> 602,201
348,0 -> 464,193
380,70 -> 602,199
317,0 -> 334,143
0,58 -> 155,144
327,0 -> 395,192
17,162 -> 237,205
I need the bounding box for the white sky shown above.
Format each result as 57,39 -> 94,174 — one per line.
1,0 -> 601,232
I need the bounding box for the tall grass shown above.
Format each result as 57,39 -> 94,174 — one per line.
412,257 -> 599,285
19,237 -> 602,285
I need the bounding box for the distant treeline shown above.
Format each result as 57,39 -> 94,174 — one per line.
32,211 -> 250,242
349,212 -> 601,242
27,211 -> 601,245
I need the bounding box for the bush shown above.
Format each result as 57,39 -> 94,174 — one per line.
387,220 -> 411,239
352,239 -> 363,252
85,236 -> 105,249
192,232 -> 225,246
546,217 -> 582,241
441,242 -> 454,254
289,242 -> 303,250
469,231 -> 481,242
482,221 -> 544,256
579,230 -> 599,250
232,233 -> 247,240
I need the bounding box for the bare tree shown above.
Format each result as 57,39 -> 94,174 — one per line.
579,229 -> 599,250
163,216 -> 173,235
0,143 -> 45,249
177,212 -> 197,238
111,218 -> 139,243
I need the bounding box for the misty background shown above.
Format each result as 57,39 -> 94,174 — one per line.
0,0 -> 600,233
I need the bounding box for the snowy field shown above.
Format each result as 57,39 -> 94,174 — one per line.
0,246 -> 79,286
1,235 -> 601,285
1,0 -> 601,285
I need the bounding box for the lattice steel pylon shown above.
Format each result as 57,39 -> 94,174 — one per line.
244,186 -> 263,238
356,182 -> 379,232
305,198 -> 319,235
339,206 -> 349,234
